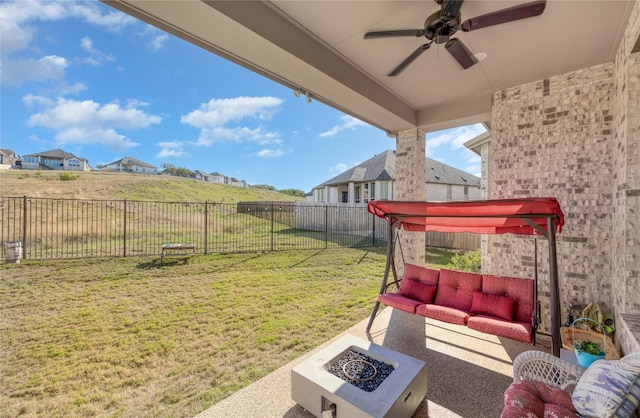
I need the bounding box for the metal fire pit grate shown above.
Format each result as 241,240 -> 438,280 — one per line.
328,350 -> 394,392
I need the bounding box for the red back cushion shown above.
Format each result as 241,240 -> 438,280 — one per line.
433,269 -> 482,312
399,279 -> 437,304
470,291 -> 516,321
401,263 -> 440,285
481,274 -> 534,323
398,264 -> 439,304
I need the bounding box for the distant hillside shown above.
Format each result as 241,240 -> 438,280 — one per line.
0,170 -> 302,203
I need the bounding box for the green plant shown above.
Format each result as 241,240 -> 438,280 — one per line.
446,249 -> 481,272
58,172 -> 78,181
574,339 -> 603,355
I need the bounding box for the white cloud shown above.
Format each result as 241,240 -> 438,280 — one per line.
319,115 -> 366,138
148,34 -> 169,52
0,1 -> 135,31
26,96 -> 161,151
256,149 -> 285,158
331,163 -> 348,174
80,36 -> 114,67
182,97 -> 284,146
182,97 -> 283,127
0,0 -> 135,85
1,55 -> 68,85
464,150 -> 481,177
157,141 -> 188,158
426,124 -> 487,154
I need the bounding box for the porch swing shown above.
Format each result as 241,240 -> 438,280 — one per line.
364,197 -> 566,356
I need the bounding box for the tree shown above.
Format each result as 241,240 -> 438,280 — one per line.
161,163 -> 193,178
251,184 -> 276,191
279,188 -> 306,197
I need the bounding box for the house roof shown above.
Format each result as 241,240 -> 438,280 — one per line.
23,149 -> 78,159
0,149 -> 18,158
316,149 -> 479,188
105,157 -> 156,168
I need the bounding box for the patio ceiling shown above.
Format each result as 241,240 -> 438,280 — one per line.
103,0 -> 635,134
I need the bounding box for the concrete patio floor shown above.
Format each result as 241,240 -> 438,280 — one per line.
196,307 -> 553,418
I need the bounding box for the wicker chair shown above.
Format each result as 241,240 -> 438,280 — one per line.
512,350 -> 584,392
502,350 -> 640,418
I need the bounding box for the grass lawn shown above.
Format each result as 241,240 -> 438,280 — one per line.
0,247 -> 455,418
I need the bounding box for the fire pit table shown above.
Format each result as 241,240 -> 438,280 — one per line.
291,334 -> 427,418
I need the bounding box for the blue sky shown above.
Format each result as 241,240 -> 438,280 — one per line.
0,0 -> 485,192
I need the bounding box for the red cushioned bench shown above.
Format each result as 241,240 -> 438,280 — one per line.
377,263 -> 537,343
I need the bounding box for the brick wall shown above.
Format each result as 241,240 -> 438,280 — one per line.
395,129 -> 426,267
612,0 -> 640,354
489,64 -> 616,334
487,1 -> 640,354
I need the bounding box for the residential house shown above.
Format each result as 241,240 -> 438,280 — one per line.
205,172 -> 248,187
209,172 -> 228,185
21,149 -> 89,171
0,149 -> 20,170
311,150 -> 480,204
194,170 -> 215,182
101,157 -> 157,174
229,177 -> 248,188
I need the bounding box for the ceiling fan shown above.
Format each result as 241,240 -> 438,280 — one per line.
364,0 -> 546,76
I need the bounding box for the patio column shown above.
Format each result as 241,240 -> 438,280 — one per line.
395,129 -> 427,268
348,182 -> 355,204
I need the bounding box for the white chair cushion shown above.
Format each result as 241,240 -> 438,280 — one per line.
571,351 -> 640,418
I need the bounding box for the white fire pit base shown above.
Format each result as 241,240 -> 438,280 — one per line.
291,334 -> 427,418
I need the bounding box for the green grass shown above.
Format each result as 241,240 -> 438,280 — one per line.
0,248 -> 456,418
0,170 -> 303,203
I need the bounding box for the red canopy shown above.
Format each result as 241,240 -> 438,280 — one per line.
368,198 -> 564,235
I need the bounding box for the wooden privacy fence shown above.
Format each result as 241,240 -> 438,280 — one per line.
0,197 -> 479,262
425,231 -> 481,251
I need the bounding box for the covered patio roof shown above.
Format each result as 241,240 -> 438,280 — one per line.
102,0 -> 636,134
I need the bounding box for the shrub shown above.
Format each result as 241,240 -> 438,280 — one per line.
446,249 -> 481,272
59,172 -> 79,181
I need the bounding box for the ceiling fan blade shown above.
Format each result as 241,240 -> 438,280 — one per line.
461,0 -> 546,32
364,29 -> 425,39
388,43 -> 432,76
445,38 -> 477,69
440,0 -> 464,20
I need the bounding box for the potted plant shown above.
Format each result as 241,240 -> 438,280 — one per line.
573,339 -> 606,367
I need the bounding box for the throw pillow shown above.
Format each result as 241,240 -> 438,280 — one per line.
399,278 -> 437,304
470,291 -> 516,322
572,351 -> 640,418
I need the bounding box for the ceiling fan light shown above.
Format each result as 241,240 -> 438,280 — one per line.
473,52 -> 487,62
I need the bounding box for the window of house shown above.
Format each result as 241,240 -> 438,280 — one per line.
318,188 -> 325,202
464,186 -> 469,195
341,191 -> 348,203
370,183 -> 375,200
380,181 -> 389,199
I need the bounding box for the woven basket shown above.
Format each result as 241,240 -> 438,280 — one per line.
560,320 -> 620,360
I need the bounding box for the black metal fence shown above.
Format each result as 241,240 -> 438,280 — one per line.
0,197 -> 388,261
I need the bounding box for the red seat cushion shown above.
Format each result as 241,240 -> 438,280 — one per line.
416,304 -> 469,325
378,293 -> 421,314
466,316 -> 532,343
502,380 -> 578,418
